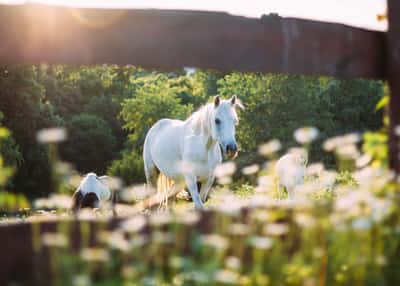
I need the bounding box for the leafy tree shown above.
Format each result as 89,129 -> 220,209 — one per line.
121,74 -> 193,152
60,114 -> 117,174
218,73 -> 383,165
108,151 -> 144,186
0,65 -> 60,197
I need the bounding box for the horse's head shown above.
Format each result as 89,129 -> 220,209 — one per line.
211,95 -> 243,159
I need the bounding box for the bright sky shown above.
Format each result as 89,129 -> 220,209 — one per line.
0,0 -> 387,31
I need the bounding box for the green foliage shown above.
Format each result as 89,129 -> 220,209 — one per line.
218,74 -> 383,166
0,112 -> 22,169
0,66 -> 59,197
108,151 -> 144,186
0,192 -> 29,213
60,114 -> 117,174
335,171 -> 357,186
0,65 -> 385,195
363,131 -> 388,168
121,73 -> 193,150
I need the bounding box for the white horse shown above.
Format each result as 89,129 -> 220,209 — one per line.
275,152 -> 307,199
71,172 -> 116,213
143,95 -> 242,209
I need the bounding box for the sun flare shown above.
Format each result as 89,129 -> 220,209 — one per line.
0,0 -> 387,31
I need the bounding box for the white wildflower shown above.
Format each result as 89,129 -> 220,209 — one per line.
173,210 -> 200,225
81,248 -> 110,262
37,128 -> 67,143
229,223 -> 250,236
258,139 -> 281,156
395,125 -> 400,136
225,256 -> 242,270
215,269 -> 239,284
294,127 -> 319,144
264,223 -> 289,236
306,163 -> 325,176
257,175 -> 275,191
121,184 -> 154,201
249,236 -> 273,250
336,144 -> 360,159
149,211 -> 173,226
217,176 -> 232,185
241,164 -> 260,175
120,215 -> 146,233
214,162 -> 236,178
295,213 -> 316,228
107,231 -> 130,252
356,153 -> 372,168
342,133 -> 361,145
72,274 -> 91,286
42,233 -> 68,248
323,136 -> 341,152
202,234 -> 229,250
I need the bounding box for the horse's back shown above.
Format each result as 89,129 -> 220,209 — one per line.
145,118 -> 184,144
144,118 -> 186,179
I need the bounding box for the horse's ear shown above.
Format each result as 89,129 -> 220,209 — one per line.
231,95 -> 237,105
231,95 -> 244,110
214,95 -> 220,107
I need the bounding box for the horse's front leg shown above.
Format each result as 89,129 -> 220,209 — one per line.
184,174 -> 204,209
200,175 -> 215,202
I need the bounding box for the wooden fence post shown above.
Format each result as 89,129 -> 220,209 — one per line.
387,0 -> 400,174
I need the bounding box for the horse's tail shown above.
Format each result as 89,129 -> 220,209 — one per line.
157,173 -> 174,209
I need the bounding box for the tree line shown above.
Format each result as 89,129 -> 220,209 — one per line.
0,65 -> 384,198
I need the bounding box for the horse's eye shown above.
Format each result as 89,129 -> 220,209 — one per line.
215,118 -> 221,125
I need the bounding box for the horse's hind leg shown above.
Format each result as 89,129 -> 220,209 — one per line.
143,145 -> 159,190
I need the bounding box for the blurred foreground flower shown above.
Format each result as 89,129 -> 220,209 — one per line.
81,247 -> 110,262
214,162 -> 236,178
258,139 -> 281,156
225,256 -> 242,270
249,236 -> 273,250
356,153 -> 372,168
242,164 -> 260,176
294,127 -> 319,144
323,133 -> 361,152
264,223 -> 289,236
120,215 -> 147,233
336,144 -> 360,160
34,194 -> 72,210
37,128 -> 67,143
72,274 -> 91,286
215,269 -> 239,284
42,233 -> 68,248
306,163 -> 324,176
202,234 -> 229,250
395,125 -> 400,136
121,184 -> 154,202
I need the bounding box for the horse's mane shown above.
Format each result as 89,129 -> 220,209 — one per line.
185,102 -> 214,135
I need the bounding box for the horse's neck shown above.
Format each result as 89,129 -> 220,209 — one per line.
186,104 -> 216,149
186,105 -> 209,134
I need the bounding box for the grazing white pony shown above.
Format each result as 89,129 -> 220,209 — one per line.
143,95 -> 242,209
275,152 -> 307,199
71,172 -> 114,213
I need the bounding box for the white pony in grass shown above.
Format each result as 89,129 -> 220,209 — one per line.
275,150 -> 307,199
143,95 -> 243,209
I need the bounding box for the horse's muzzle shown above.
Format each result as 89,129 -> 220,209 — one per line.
226,143 -> 238,159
